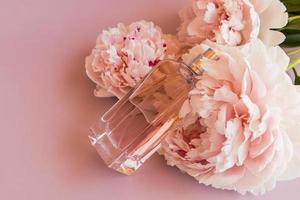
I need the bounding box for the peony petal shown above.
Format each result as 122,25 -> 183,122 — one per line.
259,30 -> 286,47
85,55 -> 105,88
258,0 -> 288,46
250,0 -> 273,13
297,86 -> 300,93
215,104 -> 227,135
250,131 -> 274,158
248,71 -> 267,100
259,0 -> 288,29
266,45 -> 290,72
279,140 -> 300,180
246,143 -> 276,173
202,57 -> 233,82
187,17 -> 206,36
86,20 -> 180,98
237,127 -> 251,165
199,166 -> 245,190
214,85 -> 239,103
241,95 -> 261,137
160,40 -> 300,195
94,86 -> 114,97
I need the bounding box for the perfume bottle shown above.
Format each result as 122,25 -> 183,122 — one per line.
89,47 -> 216,175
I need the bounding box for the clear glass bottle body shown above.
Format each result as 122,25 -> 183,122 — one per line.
89,49 -> 216,175
89,60 -> 193,175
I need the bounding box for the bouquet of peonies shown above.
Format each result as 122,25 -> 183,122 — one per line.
86,0 -> 300,195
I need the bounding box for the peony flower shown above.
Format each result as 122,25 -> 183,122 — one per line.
178,0 -> 288,47
159,40 -> 300,195
85,20 -> 180,98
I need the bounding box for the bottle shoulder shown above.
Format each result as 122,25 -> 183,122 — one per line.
128,60 -> 193,124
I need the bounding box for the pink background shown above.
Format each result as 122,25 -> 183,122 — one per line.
0,0 -> 299,199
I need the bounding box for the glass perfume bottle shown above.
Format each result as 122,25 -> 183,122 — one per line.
89,47 -> 216,175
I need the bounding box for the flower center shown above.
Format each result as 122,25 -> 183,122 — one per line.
203,0 -> 246,46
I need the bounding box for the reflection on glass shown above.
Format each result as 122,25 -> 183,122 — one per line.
89,49 -> 216,175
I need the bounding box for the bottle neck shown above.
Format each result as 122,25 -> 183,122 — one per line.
187,48 -> 217,76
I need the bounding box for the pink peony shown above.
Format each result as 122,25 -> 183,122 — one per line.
85,20 -> 180,98
159,40 -> 300,195
178,0 -> 288,47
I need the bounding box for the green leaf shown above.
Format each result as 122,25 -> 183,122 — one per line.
288,57 -> 300,70
295,76 -> 300,85
292,68 -> 300,85
282,0 -> 300,12
281,32 -> 300,47
289,12 -> 300,17
281,29 -> 300,34
287,47 -> 300,56
286,16 -> 300,31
